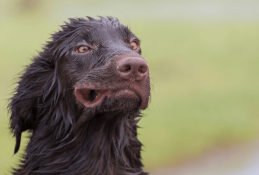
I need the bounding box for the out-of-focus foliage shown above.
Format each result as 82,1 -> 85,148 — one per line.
0,0 -> 259,174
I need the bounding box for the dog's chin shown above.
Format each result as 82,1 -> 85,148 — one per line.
100,96 -> 141,113
99,89 -> 142,112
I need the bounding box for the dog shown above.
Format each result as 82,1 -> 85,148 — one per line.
8,16 -> 150,175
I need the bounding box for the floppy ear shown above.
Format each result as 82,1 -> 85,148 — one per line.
9,57 -> 55,153
9,19 -> 84,154
9,56 -> 76,154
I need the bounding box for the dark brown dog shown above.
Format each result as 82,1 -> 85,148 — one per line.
9,16 -> 150,175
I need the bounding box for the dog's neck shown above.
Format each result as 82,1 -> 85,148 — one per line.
21,111 -> 145,175
74,111 -> 144,174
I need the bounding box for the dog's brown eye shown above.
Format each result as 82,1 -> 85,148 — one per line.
77,46 -> 90,53
130,41 -> 138,50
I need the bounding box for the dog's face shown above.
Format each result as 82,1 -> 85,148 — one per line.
55,17 -> 150,112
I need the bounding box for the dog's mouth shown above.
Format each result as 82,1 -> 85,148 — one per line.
74,86 -> 147,109
75,88 -> 112,108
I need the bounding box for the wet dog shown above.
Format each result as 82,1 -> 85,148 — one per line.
9,16 -> 150,175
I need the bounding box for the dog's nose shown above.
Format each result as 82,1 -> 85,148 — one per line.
116,57 -> 148,81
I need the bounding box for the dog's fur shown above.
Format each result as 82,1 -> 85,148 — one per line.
8,16 -> 150,175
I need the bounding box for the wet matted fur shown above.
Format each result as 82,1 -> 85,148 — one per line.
8,16 -> 150,175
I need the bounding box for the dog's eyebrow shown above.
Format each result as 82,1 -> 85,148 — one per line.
75,40 -> 90,47
131,37 -> 140,43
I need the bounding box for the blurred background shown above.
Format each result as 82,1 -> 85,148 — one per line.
0,0 -> 259,174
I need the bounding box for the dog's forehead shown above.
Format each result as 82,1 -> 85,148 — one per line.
80,22 -> 126,44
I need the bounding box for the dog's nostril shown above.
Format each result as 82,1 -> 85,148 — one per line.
139,66 -> 147,74
120,65 -> 131,72
125,65 -> 131,72
118,64 -> 131,73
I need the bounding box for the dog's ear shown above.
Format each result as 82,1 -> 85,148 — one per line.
8,19 -> 83,154
9,57 -> 75,154
9,58 -> 54,154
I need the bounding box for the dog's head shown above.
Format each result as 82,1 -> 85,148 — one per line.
9,16 -> 150,153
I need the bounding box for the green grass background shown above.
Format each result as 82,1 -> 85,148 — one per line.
1,0 -> 259,174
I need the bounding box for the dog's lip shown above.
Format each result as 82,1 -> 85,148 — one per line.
74,85 -> 147,109
75,88 -> 112,108
113,88 -> 141,100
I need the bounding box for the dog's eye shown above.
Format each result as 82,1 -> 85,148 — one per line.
76,46 -> 90,53
130,41 -> 139,50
